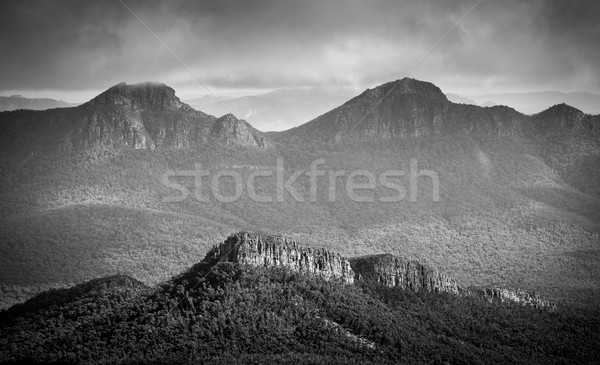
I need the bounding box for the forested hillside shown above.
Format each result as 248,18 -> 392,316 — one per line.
1,246 -> 598,364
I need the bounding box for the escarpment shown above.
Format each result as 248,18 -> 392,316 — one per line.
349,254 -> 460,294
206,232 -> 355,284
205,232 -> 554,309
88,82 -> 192,112
349,253 -> 553,308
472,286 -> 555,309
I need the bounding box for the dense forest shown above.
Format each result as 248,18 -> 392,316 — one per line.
1,254 -> 599,364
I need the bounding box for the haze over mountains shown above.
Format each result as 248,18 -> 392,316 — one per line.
3,87 -> 598,132
184,87 -> 357,131
450,91 -> 600,115
185,88 -> 600,130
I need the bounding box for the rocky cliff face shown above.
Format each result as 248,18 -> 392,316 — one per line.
204,233 -> 554,309
472,286 -> 555,309
206,232 -> 354,284
350,254 -> 459,294
88,82 -> 192,112
211,114 -> 268,148
349,253 -> 554,309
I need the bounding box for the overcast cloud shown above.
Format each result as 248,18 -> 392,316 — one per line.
1,0 -> 599,101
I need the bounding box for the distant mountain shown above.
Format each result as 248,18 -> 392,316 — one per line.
445,93 -> 497,108
444,93 -> 477,105
0,82 -> 269,157
532,103 -> 600,133
479,101 -> 497,107
466,91 -> 600,115
0,94 -> 77,111
183,94 -> 235,106
282,78 -> 529,142
184,87 -> 355,131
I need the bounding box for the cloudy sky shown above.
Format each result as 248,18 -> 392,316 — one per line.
1,0 -> 599,102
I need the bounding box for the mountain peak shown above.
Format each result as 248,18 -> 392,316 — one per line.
284,77 -> 524,141
217,113 -> 239,122
532,103 -> 587,132
384,77 -> 446,98
352,78 -> 447,104
88,82 -> 192,111
212,114 -> 268,148
539,103 -> 583,115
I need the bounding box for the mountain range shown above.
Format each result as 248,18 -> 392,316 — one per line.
184,88 -> 600,131
448,91 -> 600,115
0,77 -> 599,316
4,87 -> 598,130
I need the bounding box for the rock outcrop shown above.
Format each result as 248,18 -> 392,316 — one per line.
349,253 -> 554,308
349,254 -> 459,294
206,232 -> 354,284
204,232 -> 554,309
211,114 -> 268,148
88,82 -> 192,112
472,286 -> 555,309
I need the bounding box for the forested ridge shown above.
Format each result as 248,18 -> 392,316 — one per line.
1,253 -> 599,364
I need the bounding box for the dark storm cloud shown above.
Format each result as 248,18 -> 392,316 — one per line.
0,1 -> 129,89
0,0 -> 599,96
534,0 -> 600,89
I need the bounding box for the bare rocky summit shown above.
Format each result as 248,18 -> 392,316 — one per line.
207,232 -> 355,283
89,82 -> 192,112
